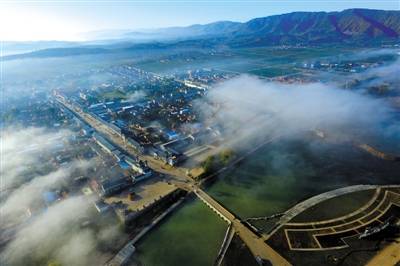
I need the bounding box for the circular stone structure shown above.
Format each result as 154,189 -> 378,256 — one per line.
264,185 -> 400,266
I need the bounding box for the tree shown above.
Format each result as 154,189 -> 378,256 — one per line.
202,155 -> 216,175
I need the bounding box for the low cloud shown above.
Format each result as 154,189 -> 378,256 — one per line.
346,48 -> 399,61
1,127 -> 72,190
357,58 -> 400,91
1,126 -> 123,266
196,75 -> 395,148
1,196 -> 120,266
1,159 -> 93,223
125,90 -> 146,102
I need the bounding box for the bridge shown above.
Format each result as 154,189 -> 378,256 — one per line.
194,189 -> 235,223
55,94 -> 291,265
186,185 -> 292,265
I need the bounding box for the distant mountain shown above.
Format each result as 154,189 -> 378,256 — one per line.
127,8 -> 400,46
2,47 -> 110,60
3,9 -> 399,60
124,21 -> 242,40
225,8 -> 400,46
81,9 -> 400,45
1,41 -> 80,56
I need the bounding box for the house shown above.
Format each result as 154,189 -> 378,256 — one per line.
79,92 -> 88,101
152,148 -> 184,166
99,176 -> 132,197
94,200 -> 111,213
118,160 -> 131,170
164,130 -> 180,141
93,133 -> 116,154
126,137 -> 145,153
124,157 -> 150,174
114,119 -> 128,130
111,149 -> 123,161
132,170 -> 153,184
81,126 -> 93,136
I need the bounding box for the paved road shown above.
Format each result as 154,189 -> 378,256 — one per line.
195,189 -> 291,266
365,237 -> 400,266
56,96 -> 189,181
56,95 -> 291,265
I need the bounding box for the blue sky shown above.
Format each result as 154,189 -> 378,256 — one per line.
1,0 -> 399,41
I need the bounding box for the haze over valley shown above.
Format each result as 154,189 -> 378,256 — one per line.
1,2 -> 400,266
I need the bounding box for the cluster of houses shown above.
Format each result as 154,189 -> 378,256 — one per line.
90,132 -> 153,197
174,68 -> 234,87
300,60 -> 383,73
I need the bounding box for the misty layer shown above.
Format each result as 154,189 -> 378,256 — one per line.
197,75 -> 394,148
0,127 -> 122,266
0,160 -> 93,222
1,196 -> 122,266
124,90 -> 146,102
1,127 -> 73,190
357,58 -> 400,91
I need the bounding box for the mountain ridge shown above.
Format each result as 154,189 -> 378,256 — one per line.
3,8 -> 399,60
225,8 -> 400,46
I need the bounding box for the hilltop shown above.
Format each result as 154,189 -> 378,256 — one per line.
3,9 -> 399,60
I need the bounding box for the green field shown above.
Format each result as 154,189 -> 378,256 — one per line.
291,189 -> 376,223
98,90 -> 127,100
133,46 -> 364,77
248,67 -> 299,77
207,138 -> 400,220
135,198 -> 227,266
